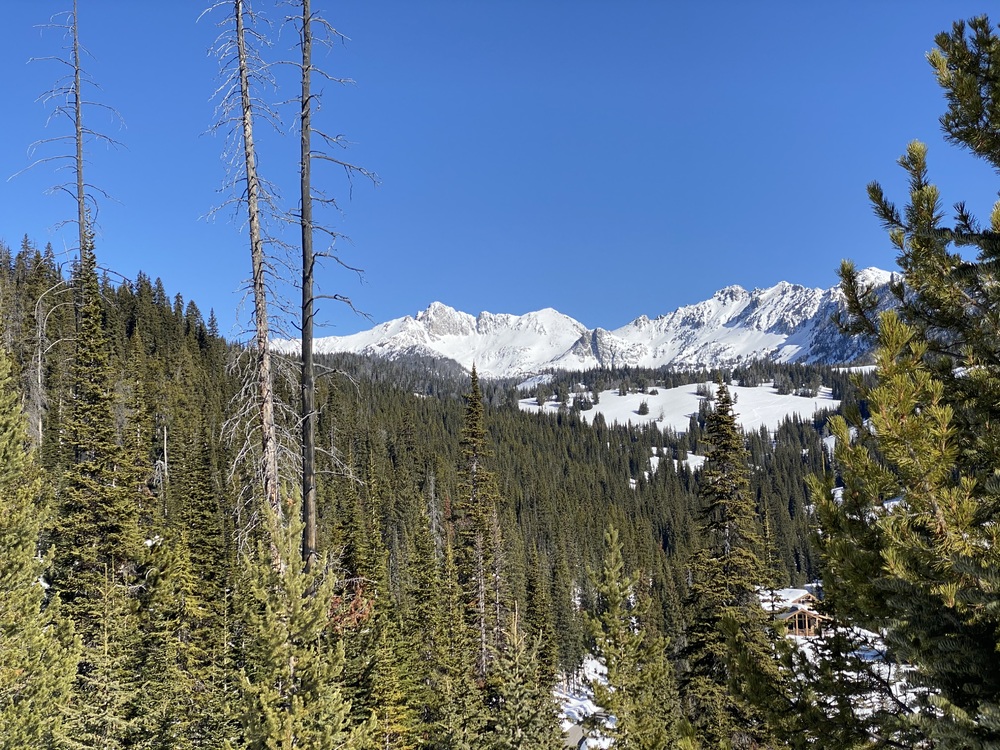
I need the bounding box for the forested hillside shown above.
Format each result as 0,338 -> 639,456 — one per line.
0,232 -> 838,747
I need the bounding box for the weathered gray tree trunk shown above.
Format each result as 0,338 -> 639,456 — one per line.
234,0 -> 282,525
299,0 -> 317,569
72,0 -> 85,256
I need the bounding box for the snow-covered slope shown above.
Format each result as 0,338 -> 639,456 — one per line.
521,381 -> 840,434
282,268 -> 893,378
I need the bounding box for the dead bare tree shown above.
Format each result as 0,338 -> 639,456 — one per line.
15,0 -> 124,249
12,0 -> 123,446
292,0 -> 376,568
32,277 -> 74,445
238,0 -> 282,526
206,0 -> 284,530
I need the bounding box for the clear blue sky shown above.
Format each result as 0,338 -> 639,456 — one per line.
1,2 -> 996,339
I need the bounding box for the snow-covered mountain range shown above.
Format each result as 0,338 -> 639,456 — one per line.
282,268 -> 893,378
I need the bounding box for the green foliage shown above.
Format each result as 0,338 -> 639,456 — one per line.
51,237 -> 144,646
453,367 -> 506,679
425,542 -> 488,750
680,385 -> 775,748
130,530 -> 225,750
229,504 -> 370,750
820,14 -> 1000,747
0,349 -> 78,750
64,568 -> 137,750
485,613 -> 563,750
0,225 -> 847,748
587,525 -> 679,749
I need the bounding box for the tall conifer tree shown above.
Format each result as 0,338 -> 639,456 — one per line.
486,611 -> 564,750
679,385 -> 776,748
51,232 -> 143,641
453,366 -> 504,679
228,504 -> 369,750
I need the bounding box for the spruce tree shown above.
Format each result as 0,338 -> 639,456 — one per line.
485,611 -> 564,750
228,502 -> 370,750
130,529 -> 222,750
426,540 -> 488,750
49,232 -> 145,748
65,567 -> 136,750
51,234 -> 143,643
524,545 -> 558,684
679,385 -> 776,748
453,366 -> 504,679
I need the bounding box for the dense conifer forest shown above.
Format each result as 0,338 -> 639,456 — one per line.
6,7 -> 1000,750
0,230 -> 838,747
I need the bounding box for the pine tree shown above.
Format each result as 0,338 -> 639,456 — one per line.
679,385 -> 776,748
228,502 -> 370,750
818,15 -> 1000,747
0,349 -> 79,749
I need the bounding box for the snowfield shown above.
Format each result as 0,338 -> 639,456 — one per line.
519,381 -> 840,435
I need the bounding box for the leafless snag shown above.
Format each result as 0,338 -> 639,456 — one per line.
10,0 -> 124,451
288,0 -> 377,569
11,0 -> 125,252
205,0 -> 286,559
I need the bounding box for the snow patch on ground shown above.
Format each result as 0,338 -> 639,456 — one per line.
557,656 -> 612,749
520,381 -> 840,435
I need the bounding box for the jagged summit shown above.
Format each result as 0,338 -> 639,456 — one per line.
278,268 -> 893,378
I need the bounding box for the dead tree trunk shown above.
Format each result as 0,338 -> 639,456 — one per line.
234,0 -> 281,525
299,0 -> 317,569
71,0 -> 85,255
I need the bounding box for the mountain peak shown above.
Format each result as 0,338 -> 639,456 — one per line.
415,301 -> 474,337
855,267 -> 893,287
714,284 -> 749,302
304,270 -> 895,376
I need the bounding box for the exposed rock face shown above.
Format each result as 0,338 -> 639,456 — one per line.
277,269 -> 894,378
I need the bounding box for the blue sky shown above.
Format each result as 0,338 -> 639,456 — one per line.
1,2 -> 996,339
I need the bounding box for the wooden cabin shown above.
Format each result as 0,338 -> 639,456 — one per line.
759,587 -> 828,637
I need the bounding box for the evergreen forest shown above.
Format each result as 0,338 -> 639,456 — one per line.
5,6 -> 1000,750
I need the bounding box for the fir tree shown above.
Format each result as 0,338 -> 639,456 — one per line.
130,530 -> 222,750
64,567 -> 136,750
485,611 -> 564,750
50,232 -> 145,749
51,233 -> 143,644
524,545 -> 558,684
452,366 -> 504,679
228,500 -> 370,750
426,540 -> 488,750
